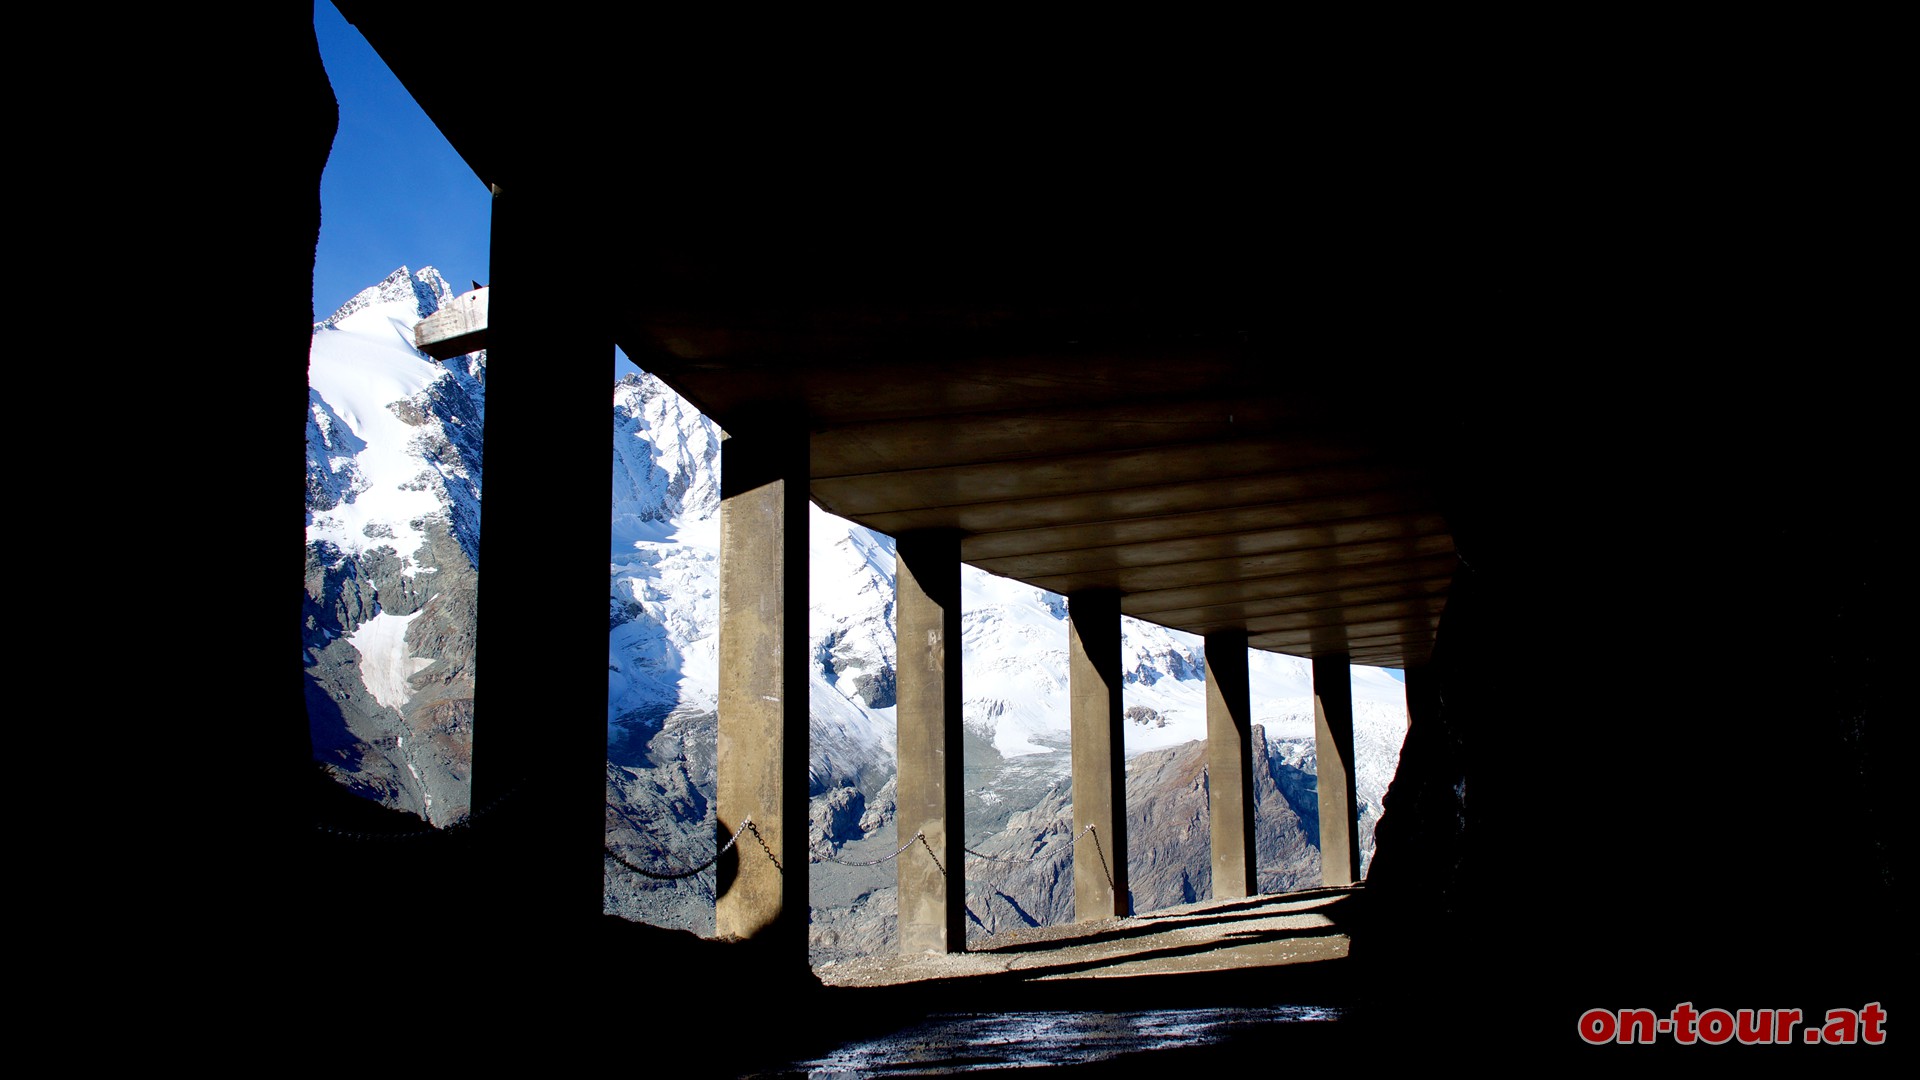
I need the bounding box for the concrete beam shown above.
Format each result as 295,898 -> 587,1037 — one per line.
413,284 -> 489,359
894,531 -> 965,953
1312,654 -> 1362,886
715,425 -> 810,951
1069,590 -> 1129,918
1204,630 -> 1256,898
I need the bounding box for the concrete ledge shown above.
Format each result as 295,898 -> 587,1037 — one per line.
414,285 -> 489,359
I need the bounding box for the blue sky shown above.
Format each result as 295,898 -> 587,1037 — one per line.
312,2 -> 492,321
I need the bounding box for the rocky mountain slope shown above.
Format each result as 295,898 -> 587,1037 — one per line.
305,267 -> 484,826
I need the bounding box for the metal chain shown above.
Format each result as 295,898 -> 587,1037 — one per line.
604,815 -> 753,880
917,833 -> 947,877
314,821 -> 447,842
964,823 -> 1095,863
810,830 -> 948,876
744,820 -> 783,872
812,830 -> 924,867
312,774 -> 528,842
1087,824 -> 1116,893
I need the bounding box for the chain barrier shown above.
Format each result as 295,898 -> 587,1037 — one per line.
807,830 -> 947,876
812,830 -> 924,867
964,822 -> 1096,863
327,773 -> 1108,901
603,815 -> 754,880
312,774 -> 529,842
967,822 -> 1114,893
744,820 -> 782,873
314,820 -> 452,842
1086,824 -> 1116,894
917,833 -> 947,877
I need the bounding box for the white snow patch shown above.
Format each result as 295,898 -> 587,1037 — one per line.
346,608 -> 434,711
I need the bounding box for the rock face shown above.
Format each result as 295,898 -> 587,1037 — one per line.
305,267 -> 483,827
604,705 -> 721,933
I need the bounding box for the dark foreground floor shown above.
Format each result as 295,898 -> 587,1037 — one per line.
736,891 -> 1367,1075
728,933 -> 1370,1077
745,1000 -> 1357,1077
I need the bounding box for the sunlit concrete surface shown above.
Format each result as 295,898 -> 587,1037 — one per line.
815,887 -> 1355,989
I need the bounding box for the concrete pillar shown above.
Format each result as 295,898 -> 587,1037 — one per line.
894,531 -> 965,953
470,183 -> 609,939
1204,630 -> 1256,899
1403,662 -> 1438,745
714,425 -> 810,951
1313,653 -> 1362,886
1068,590 -> 1129,919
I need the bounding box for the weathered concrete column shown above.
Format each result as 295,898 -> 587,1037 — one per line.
469,183 -> 609,941
1313,653 -> 1362,886
894,531 -> 965,953
1403,662 -> 1438,747
714,425 -> 810,952
1205,630 -> 1256,899
1068,590 -> 1129,919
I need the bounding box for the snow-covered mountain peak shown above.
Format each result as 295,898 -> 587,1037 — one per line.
611,362 -> 723,551
307,265 -> 483,571
315,265 -> 455,331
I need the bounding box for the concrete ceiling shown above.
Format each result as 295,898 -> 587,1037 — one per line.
635,351 -> 1454,668
340,4 -> 1481,668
